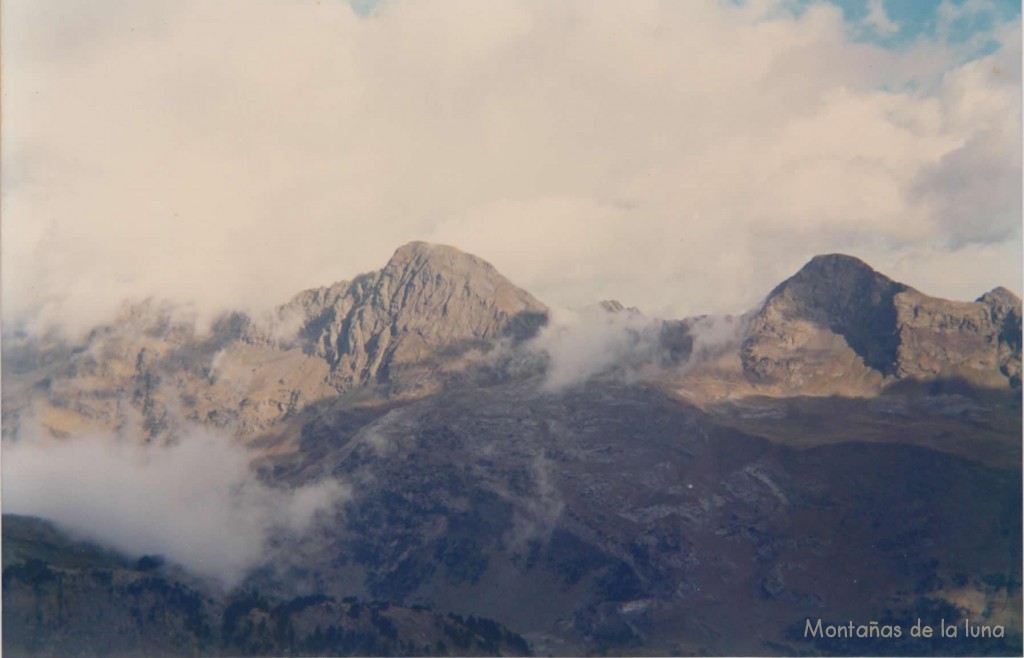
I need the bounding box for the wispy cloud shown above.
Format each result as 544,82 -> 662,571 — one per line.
525,304 -> 745,390
529,306 -> 660,390
2,423 -> 350,588
865,0 -> 900,35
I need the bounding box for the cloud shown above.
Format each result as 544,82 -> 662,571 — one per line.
1,0 -> 1019,339
1,425 -> 350,588
865,0 -> 900,35
912,128 -> 1022,247
525,300 -> 750,390
529,306 -> 660,390
506,452 -> 564,548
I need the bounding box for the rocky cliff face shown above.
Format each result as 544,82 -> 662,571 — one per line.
893,286 -> 1022,386
282,242 -> 548,390
740,254 -> 1022,395
1,243 -> 548,442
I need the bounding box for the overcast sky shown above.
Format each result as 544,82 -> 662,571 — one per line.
2,0 -> 1021,336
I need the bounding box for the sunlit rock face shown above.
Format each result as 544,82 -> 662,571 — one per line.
284,241 -> 549,390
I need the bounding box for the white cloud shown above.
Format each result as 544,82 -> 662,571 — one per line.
1,426 -> 350,588
1,0 -> 1019,338
865,0 -> 899,35
526,303 -> 747,391
529,306 -> 659,390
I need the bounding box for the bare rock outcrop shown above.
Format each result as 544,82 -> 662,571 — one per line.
284,242 -> 548,390
741,254 -> 1022,393
2,243 -> 548,441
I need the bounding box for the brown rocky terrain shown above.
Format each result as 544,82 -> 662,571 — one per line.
2,243 -> 1021,656
280,241 -> 547,389
738,254 -> 1021,396
1,242 -> 547,443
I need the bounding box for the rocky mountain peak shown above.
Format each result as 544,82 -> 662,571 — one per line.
379,241 -> 543,316
384,240 -> 474,271
290,242 -> 548,390
764,254 -> 909,321
747,254 -> 909,377
741,253 -> 1022,391
597,299 -> 626,314
592,299 -> 643,316
798,252 -> 874,272
978,286 -> 1022,308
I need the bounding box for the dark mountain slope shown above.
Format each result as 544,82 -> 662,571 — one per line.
2,515 -> 531,657
249,378 -> 1022,655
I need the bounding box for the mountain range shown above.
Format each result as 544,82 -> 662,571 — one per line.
3,242 -> 1021,656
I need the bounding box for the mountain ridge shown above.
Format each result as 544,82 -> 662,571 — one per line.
3,242 -> 1021,656
739,251 -> 1021,394
2,242 -> 1020,444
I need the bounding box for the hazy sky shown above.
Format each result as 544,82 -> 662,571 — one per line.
2,0 -> 1021,336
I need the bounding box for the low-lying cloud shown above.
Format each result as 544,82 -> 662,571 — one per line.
527,305 -> 747,390
530,306 -> 660,390
2,425 -> 350,589
528,298 -> 753,390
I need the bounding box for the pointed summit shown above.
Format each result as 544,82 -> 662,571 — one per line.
751,254 -> 908,375
742,253 -> 1022,391
289,242 -> 547,390
977,286 -> 1021,308
797,252 -> 876,273
386,241 -> 474,266
384,241 -> 479,274
380,242 -> 542,317
764,254 -> 908,320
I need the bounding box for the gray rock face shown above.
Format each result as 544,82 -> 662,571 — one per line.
979,287 -> 1022,385
741,254 -> 1022,392
1,243 -> 548,442
892,287 -> 1021,386
284,242 -> 548,390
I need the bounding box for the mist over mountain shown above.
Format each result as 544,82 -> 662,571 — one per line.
3,243 -> 1021,656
